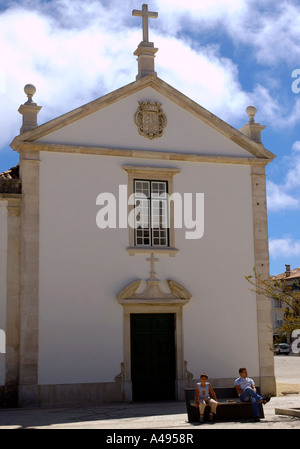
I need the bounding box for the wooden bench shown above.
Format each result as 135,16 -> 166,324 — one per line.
185,387 -> 264,422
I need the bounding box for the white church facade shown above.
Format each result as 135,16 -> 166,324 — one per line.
0,5 -> 276,407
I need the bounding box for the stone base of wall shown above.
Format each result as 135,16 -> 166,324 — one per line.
38,382 -> 123,407
0,385 -> 19,407
0,375 -> 277,408
1,382 -> 124,408
259,376 -> 277,396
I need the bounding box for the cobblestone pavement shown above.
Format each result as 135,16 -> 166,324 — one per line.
0,394 -> 299,429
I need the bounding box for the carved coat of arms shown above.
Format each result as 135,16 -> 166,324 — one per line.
134,100 -> 167,140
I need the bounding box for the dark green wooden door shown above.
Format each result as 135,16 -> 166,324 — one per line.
130,313 -> 176,401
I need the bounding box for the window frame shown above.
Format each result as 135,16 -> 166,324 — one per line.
123,165 -> 180,257
134,179 -> 169,247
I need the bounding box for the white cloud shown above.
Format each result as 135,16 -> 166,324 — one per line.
155,36 -> 248,123
0,2 -> 138,147
292,141 -> 300,153
156,0 -> 247,34
267,141 -> 300,212
267,181 -> 300,211
0,0 -> 250,151
249,85 -> 300,129
234,1 -> 300,66
0,0 -> 300,159
269,237 -> 300,258
284,141 -> 300,190
157,0 -> 300,129
157,0 -> 300,67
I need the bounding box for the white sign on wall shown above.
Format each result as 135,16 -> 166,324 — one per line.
0,330 -> 5,353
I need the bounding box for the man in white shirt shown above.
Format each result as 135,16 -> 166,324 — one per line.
234,367 -> 271,422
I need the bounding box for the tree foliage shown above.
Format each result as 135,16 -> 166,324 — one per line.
245,269 -> 300,342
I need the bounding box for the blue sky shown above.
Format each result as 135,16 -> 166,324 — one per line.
0,0 -> 300,275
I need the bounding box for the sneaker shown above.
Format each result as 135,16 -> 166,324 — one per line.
262,395 -> 271,404
254,417 -> 260,422
209,412 -> 214,422
199,415 -> 204,423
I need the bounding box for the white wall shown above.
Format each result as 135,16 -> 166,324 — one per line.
0,201 -> 8,385
38,151 -> 259,385
177,163 -> 259,379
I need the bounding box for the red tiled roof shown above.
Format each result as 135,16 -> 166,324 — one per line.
0,165 -> 19,180
275,267 -> 300,280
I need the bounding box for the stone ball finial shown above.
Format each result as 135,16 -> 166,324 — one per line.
246,105 -> 257,124
24,84 -> 36,104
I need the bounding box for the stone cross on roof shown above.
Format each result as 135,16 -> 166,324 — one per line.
132,4 -> 158,42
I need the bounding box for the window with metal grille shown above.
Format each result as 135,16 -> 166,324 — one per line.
134,179 -> 169,247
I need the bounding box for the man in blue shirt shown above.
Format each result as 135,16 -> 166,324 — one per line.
234,367 -> 271,422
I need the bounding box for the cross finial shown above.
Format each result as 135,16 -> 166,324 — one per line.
132,4 -> 158,42
146,253 -> 159,280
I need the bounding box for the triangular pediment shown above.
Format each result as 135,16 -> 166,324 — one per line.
11,74 -> 275,161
